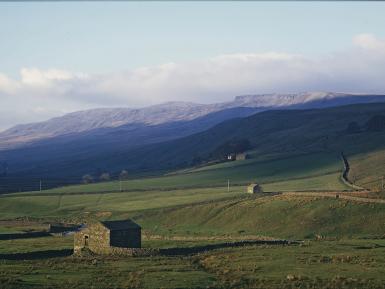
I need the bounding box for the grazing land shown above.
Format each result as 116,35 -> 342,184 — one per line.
3,102 -> 385,193
6,151 -> 348,196
1,234 -> 385,289
1,146 -> 384,288
0,152 -> 349,221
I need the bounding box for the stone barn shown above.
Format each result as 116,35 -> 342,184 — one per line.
74,219 -> 141,255
236,153 -> 250,161
247,183 -> 263,194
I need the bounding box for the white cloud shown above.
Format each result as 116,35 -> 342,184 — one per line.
20,68 -> 75,86
353,33 -> 385,50
1,33 -> 385,131
0,73 -> 19,94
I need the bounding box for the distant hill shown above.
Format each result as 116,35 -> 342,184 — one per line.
2,102 -> 385,192
2,92 -> 385,150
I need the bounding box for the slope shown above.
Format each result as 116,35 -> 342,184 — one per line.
2,102 -> 385,192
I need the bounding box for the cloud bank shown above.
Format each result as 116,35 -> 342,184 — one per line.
1,33 -> 385,131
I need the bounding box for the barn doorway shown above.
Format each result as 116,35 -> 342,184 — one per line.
84,235 -> 89,247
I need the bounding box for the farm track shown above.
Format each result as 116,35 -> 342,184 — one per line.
282,192 -> 385,204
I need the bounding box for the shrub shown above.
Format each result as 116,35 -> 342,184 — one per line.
99,173 -> 110,182
212,139 -> 252,159
119,170 -> 129,180
82,174 -> 94,184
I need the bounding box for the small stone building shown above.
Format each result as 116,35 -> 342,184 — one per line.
236,153 -> 250,161
247,183 -> 263,194
227,153 -> 250,161
74,219 -> 141,255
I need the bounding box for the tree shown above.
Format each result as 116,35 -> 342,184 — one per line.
99,173 -> 110,182
346,121 -> 360,134
366,115 -> 385,132
82,174 -> 94,184
119,170 -> 129,180
212,139 -> 252,159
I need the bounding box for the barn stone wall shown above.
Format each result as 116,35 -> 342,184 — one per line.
74,223 -> 110,255
247,184 -> 263,194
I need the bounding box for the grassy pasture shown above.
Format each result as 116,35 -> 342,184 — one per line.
0,182 -> 384,289
0,187 -> 240,220
0,237 -> 385,289
349,148 -> 385,190
0,151 -> 349,221
136,194 -> 385,239
0,149 -> 383,288
9,152 -> 348,197
2,190 -> 383,240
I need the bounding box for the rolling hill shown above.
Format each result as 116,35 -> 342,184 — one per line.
2,101 -> 385,192
2,92 -> 385,151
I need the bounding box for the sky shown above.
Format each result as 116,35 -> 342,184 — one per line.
1,2 -> 385,131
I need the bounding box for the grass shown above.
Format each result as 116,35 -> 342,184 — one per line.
195,238 -> 385,289
0,150 -> 349,222
0,148 -> 382,288
0,182 -> 384,289
0,223 -> 47,234
1,237 -> 385,289
349,148 -> 385,190
0,187 -> 240,220
135,194 -> 385,239
8,151 -> 348,197
0,236 -> 72,254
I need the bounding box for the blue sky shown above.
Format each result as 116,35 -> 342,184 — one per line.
1,2 -> 385,130
1,2 -> 385,77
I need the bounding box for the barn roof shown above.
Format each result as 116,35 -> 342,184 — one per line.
248,183 -> 259,187
100,219 -> 141,231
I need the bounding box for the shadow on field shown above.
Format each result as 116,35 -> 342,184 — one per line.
0,249 -> 73,260
0,232 -> 51,240
159,240 -> 299,256
0,240 -> 300,260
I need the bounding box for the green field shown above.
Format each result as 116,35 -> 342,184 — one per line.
135,194 -> 385,239
0,151 -> 350,222
348,148 -> 385,190
8,151 -> 348,197
1,236 -> 385,289
1,150 -> 384,288
0,187 -> 240,220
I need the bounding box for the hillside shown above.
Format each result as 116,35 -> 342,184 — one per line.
135,194 -> 385,239
2,102 -> 385,192
1,192 -> 385,289
1,185 -> 383,239
1,149 -> 348,194
2,92 -> 385,150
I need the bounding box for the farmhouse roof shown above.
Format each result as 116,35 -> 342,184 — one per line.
101,219 -> 141,231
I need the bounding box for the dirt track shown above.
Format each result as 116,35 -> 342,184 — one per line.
282,191 -> 385,204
